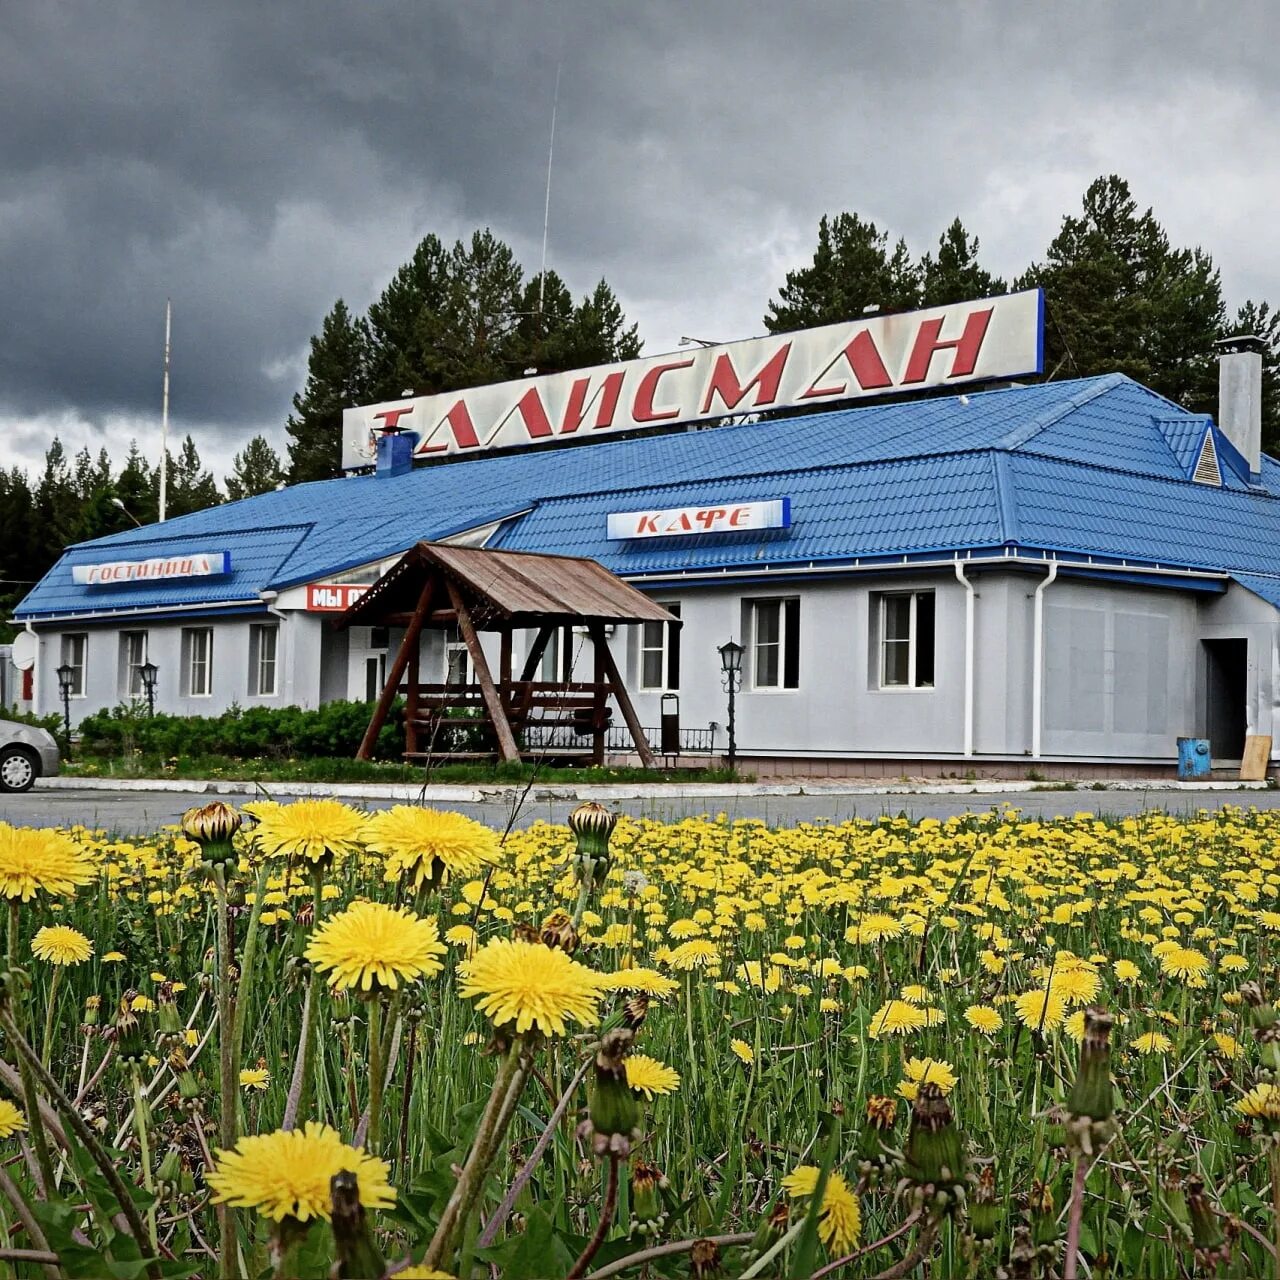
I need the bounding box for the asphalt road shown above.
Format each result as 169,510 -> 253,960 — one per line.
2,784 -> 1277,834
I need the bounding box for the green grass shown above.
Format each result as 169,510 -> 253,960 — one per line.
61,752 -> 744,785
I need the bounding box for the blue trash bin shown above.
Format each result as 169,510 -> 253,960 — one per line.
1177,737 -> 1212,780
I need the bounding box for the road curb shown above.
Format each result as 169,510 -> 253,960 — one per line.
33,775 -> 1273,802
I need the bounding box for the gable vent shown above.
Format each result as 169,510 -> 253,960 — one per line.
1193,430 -> 1222,486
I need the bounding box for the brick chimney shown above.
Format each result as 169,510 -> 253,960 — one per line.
1215,334 -> 1266,478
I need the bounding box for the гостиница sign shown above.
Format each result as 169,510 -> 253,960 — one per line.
341,289 -> 1044,468
72,552 -> 231,585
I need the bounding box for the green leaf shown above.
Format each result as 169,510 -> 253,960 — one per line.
479,1206 -> 578,1280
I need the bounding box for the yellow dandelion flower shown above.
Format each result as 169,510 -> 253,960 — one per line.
30,925 -> 92,966
845,914 -> 902,945
207,1121 -> 394,1222
868,1000 -> 928,1039
457,938 -> 603,1036
0,824 -> 96,901
625,1054 -> 681,1099
1237,1083 -> 1280,1121
365,806 -> 500,889
666,939 -> 719,971
781,1165 -> 862,1253
1213,1033 -> 1243,1060
964,1005 -> 1003,1035
0,1100 -> 26,1139
1220,954 -> 1249,973
1063,1010 -> 1087,1044
305,902 -> 446,992
730,1039 -> 755,1066
248,799 -> 365,865
896,1057 -> 957,1101
596,967 -> 681,998
102,951 -> 126,962
1113,959 -> 1141,983
1013,988 -> 1067,1033
1132,1031 -> 1173,1055
239,1069 -> 271,1091
1157,947 -> 1210,981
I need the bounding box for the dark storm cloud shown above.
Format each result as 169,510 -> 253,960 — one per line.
2,1 -> 1279,472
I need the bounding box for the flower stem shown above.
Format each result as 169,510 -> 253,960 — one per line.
0,1005 -> 158,1280
368,997 -> 384,1155
1269,1143 -> 1280,1280
289,865 -> 328,1130
39,969 -> 61,1072
566,1153 -> 622,1280
229,864 -> 267,1131
130,1065 -> 158,1255
212,867 -> 236,1280
423,1038 -> 529,1270
7,902 -> 55,1196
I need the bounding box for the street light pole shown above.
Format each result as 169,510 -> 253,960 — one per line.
718,639 -> 744,774
140,661 -> 158,717
55,663 -> 74,758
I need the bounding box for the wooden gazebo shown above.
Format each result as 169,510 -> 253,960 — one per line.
338,542 -> 677,767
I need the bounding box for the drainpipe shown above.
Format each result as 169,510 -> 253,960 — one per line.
954,561 -> 975,758
1031,562 -> 1059,758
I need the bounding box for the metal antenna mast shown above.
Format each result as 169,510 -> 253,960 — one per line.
158,298 -> 172,522
537,61 -> 562,317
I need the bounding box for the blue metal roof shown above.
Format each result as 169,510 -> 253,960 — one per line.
17,372 -> 1280,618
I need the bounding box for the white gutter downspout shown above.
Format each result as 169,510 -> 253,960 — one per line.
1031,562 -> 1059,759
954,561 -> 975,758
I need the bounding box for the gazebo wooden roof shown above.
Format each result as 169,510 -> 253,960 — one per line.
337,542 -> 677,767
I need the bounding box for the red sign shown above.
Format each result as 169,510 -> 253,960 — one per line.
306,583 -> 369,612
341,290 -> 1043,467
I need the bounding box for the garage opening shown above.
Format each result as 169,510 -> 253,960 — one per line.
1202,638 -> 1248,761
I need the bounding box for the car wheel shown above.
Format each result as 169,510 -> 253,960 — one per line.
0,747 -> 39,793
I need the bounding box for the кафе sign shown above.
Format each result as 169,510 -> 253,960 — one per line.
341,289 -> 1043,469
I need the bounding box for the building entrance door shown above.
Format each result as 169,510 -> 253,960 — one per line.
1202,638 -> 1248,761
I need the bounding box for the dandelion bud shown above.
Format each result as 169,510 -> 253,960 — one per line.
114,994 -> 146,1064
540,909 -> 580,955
901,1082 -> 966,1211
622,992 -> 650,1031
329,989 -> 354,1026
225,877 -> 247,910
857,1094 -> 899,1184
569,801 -> 617,877
689,1238 -> 721,1280
82,994 -> 101,1030
1183,1174 -> 1230,1269
180,802 -> 242,866
629,1160 -> 669,1237
957,1165 -> 993,1243
1065,1006 -> 1118,1157
156,983 -> 182,1035
587,1028 -> 641,1156
156,1147 -> 183,1200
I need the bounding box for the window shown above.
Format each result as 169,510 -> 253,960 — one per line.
364,627 -> 389,702
60,634 -> 87,698
639,604 -> 681,691
445,634 -> 473,687
878,591 -> 935,688
248,624 -> 278,697
538,626 -> 575,683
747,598 -> 799,690
120,631 -> 149,698
182,628 -> 213,697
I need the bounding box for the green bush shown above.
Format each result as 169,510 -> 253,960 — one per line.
76,699 -> 405,761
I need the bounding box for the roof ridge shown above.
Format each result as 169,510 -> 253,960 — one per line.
994,373 -> 1128,451
991,452 -> 1020,545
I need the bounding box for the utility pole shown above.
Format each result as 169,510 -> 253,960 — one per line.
158,298 -> 172,522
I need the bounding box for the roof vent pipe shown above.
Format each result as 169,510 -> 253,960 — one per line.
1215,335 -> 1266,478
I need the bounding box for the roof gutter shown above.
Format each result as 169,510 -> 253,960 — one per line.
16,598 -> 265,626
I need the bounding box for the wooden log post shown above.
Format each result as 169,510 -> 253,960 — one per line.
587,621 -> 656,769
356,579 -> 435,761
446,580 -> 521,763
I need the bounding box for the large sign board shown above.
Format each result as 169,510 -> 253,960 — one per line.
341,289 -> 1043,469
306,583 -> 369,612
607,499 -> 791,540
72,551 -> 231,586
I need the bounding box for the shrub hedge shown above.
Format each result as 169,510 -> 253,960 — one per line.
76,700 -> 405,761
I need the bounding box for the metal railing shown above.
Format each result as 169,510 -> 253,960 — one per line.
521,722 -> 717,754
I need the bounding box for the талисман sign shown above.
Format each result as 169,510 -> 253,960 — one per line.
607,499 -> 791,540
72,552 -> 231,585
306,583 -> 369,612
342,289 -> 1043,468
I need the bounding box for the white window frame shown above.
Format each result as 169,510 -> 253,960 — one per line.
60,633 -> 87,699
120,631 -> 149,699
248,623 -> 279,698
638,603 -> 681,692
445,636 -> 473,687
747,597 -> 799,692
183,627 -> 213,698
364,652 -> 388,702
877,591 -> 936,690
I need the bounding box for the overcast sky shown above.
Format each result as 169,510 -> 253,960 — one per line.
2,1 -> 1278,483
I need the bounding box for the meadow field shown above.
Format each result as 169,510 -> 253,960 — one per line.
0,800 -> 1276,1278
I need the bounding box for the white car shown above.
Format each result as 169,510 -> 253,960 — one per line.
0,720 -> 60,793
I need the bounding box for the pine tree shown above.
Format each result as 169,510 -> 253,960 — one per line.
1230,300 -> 1280,455
116,442 -> 159,526
162,435 -> 221,518
1019,175 -> 1224,410
225,435 -> 286,501
32,440 -> 78,571
919,218 -> 1005,308
286,299 -> 372,483
765,213 -> 921,333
